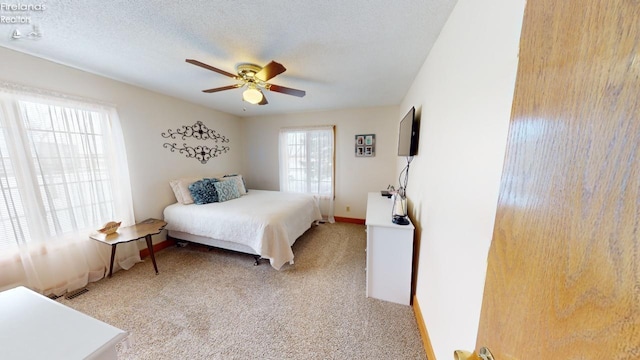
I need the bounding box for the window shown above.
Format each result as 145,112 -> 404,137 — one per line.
0,99 -> 121,252
279,126 -> 335,222
279,126 -> 334,195
0,85 -> 137,294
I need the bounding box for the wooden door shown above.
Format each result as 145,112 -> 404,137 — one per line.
471,0 -> 640,359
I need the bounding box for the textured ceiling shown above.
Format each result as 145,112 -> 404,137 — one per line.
0,0 -> 457,117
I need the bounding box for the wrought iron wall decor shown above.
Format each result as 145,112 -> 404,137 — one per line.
162,121 -> 230,164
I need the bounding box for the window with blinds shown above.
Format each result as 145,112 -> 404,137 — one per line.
0,123 -> 30,250
0,98 -> 118,253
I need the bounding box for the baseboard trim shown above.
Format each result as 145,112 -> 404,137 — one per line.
413,294 -> 436,360
334,216 -> 365,225
140,238 -> 176,259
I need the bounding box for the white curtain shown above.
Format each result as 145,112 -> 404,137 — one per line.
279,126 -> 335,223
0,84 -> 139,296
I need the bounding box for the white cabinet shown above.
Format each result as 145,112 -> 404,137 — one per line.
365,192 -> 415,305
0,286 -> 128,360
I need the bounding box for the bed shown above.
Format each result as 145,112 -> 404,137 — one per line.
163,189 -> 322,270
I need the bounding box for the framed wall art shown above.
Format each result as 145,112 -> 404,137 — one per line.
355,134 -> 375,157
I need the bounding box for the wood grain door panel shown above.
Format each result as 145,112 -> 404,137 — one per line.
475,0 -> 640,359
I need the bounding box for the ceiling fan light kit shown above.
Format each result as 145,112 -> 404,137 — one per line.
237,63 -> 262,79
186,59 -> 306,106
242,85 -> 264,105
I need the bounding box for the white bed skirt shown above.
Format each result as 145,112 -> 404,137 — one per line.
167,230 -> 259,256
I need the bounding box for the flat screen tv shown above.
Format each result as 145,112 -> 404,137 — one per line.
397,106 -> 419,156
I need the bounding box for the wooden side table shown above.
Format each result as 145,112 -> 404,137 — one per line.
90,218 -> 167,278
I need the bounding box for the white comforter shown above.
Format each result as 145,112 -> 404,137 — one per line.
163,190 -> 322,270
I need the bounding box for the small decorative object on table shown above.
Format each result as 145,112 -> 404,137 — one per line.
97,221 -> 121,235
392,188 -> 409,225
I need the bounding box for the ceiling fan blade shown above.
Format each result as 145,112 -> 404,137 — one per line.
266,84 -> 306,97
255,61 -> 286,81
202,84 -> 242,93
258,95 -> 268,105
186,59 -> 238,78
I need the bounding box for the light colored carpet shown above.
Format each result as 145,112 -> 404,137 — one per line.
59,222 -> 426,360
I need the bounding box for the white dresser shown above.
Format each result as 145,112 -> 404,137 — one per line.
0,286 -> 128,360
365,192 -> 415,305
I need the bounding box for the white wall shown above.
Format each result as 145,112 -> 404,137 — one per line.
242,106 -> 399,219
0,46 -> 397,236
0,47 -> 242,240
400,0 -> 525,357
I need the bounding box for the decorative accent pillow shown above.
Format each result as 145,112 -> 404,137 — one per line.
222,174 -> 247,194
214,179 -> 241,202
188,178 -> 219,205
169,177 -> 202,204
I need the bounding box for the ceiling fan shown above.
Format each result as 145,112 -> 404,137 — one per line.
185,59 -> 306,105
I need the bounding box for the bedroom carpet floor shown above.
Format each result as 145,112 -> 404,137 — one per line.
59,222 -> 426,360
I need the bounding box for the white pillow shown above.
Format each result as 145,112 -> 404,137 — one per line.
169,177 -> 201,204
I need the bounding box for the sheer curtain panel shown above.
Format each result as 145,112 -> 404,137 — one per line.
0,85 -> 139,296
279,126 -> 335,222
